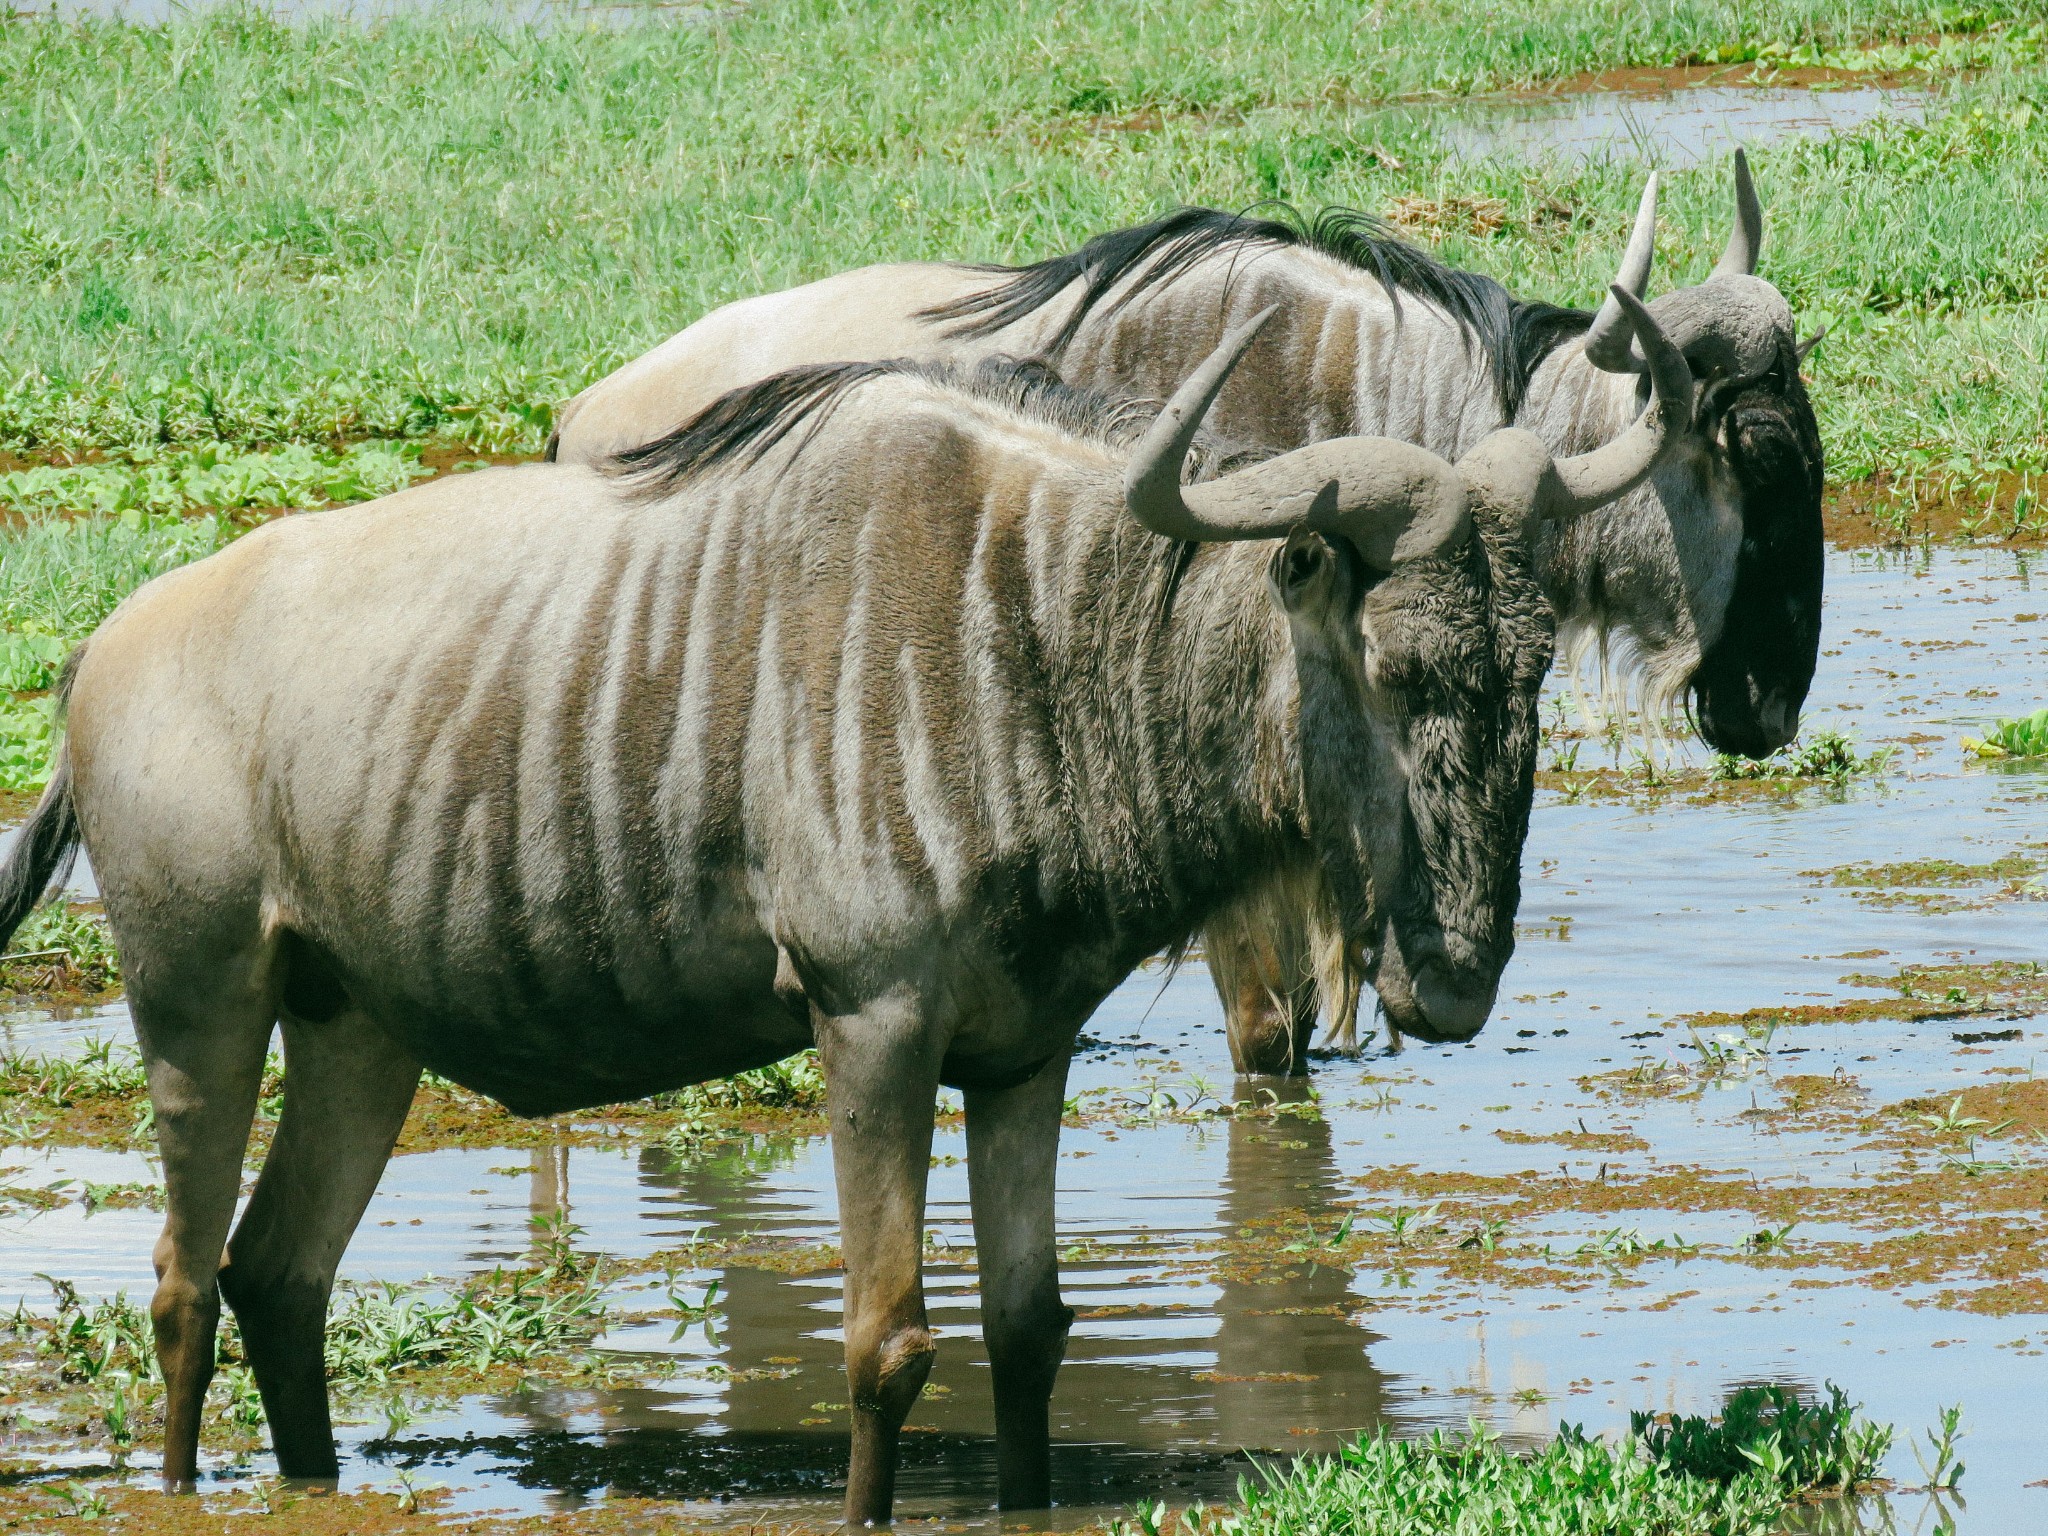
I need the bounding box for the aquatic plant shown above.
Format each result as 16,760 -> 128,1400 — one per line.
1633,1382 -> 1892,1494
0,1037 -> 148,1110
17,1278 -> 156,1385
0,441 -> 431,521
9,1261 -> 608,1403
1709,729 -> 1895,784
1909,1095 -> 2013,1137
1912,1404 -> 1966,1490
1964,706 -> 2048,759
655,1050 -> 826,1116
321,1268 -> 609,1384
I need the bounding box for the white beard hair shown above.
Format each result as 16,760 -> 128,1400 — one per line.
1554,621 -> 1696,767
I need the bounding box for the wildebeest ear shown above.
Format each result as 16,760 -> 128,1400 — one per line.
1268,528 -> 1335,613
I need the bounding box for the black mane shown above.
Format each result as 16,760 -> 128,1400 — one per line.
920,206 -> 1591,420
609,354 -> 1187,497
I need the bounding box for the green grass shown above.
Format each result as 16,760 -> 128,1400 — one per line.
0,1 -> 2033,459
0,507 -> 236,788
1128,1386 -> 1892,1536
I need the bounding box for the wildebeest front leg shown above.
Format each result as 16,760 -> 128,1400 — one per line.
965,1050 -> 1074,1509
817,994 -> 944,1526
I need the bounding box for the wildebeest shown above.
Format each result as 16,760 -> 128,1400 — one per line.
0,297 -> 1688,1523
550,155 -> 1825,1072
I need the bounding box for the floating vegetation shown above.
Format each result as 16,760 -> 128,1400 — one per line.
1964,705 -> 2048,758
1709,729 -> 1896,784
322,1267 -> 609,1387
1807,847 -> 2048,912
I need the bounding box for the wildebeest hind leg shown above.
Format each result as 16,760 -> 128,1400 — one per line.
965,1049 -> 1075,1509
218,1011 -> 420,1481
130,975 -> 274,1491
816,992 -> 944,1526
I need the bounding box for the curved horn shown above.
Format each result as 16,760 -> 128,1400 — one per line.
1795,326 -> 1828,366
1122,305 -> 1280,540
1711,146 -> 1762,279
1582,172 -> 1661,373
1125,310 -> 1470,570
1545,286 -> 1694,518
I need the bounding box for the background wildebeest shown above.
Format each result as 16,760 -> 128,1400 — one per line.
0,298 -> 1687,1523
549,153 -> 1825,1074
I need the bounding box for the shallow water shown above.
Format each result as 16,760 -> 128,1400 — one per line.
1399,82 -> 1933,169
5,543 -> 2048,1529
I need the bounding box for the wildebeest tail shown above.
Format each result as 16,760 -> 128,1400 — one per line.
0,642 -> 87,950
0,753 -> 80,952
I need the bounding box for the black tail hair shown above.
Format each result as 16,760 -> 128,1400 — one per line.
0,642 -> 88,950
0,753 -> 80,953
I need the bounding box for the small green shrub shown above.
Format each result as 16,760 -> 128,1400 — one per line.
1965,706 -> 2048,758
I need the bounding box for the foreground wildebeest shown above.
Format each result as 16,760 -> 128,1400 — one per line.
0,298 -> 1688,1523
550,154 -> 1825,1073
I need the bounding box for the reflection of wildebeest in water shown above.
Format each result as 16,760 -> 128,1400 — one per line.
1207,1078 -> 1386,1446
546,1083 -> 1383,1503
551,155 -> 1825,1075
0,301 -> 1688,1522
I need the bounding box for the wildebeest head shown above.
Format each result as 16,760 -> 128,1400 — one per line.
1133,291 -> 1693,1042
1578,152 -> 1825,758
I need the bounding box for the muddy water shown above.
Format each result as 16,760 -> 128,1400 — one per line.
1398,82 -> 1933,169
5,543 -> 2048,1529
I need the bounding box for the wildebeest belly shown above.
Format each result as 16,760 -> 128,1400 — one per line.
320,929 -> 815,1117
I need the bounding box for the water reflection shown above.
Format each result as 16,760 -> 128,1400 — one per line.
1210,1077 -> 1384,1448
